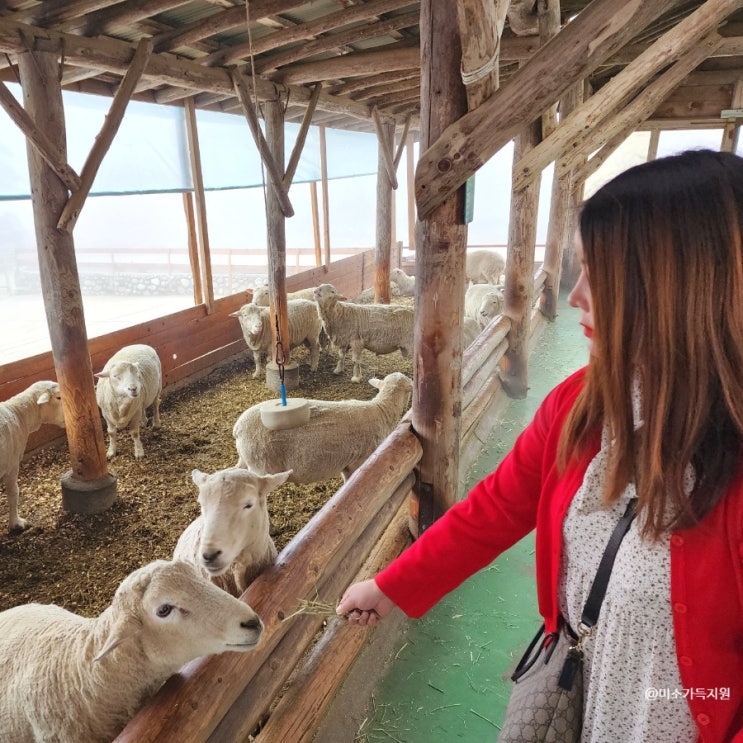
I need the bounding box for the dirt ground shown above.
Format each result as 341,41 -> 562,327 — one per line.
0,342 -> 413,616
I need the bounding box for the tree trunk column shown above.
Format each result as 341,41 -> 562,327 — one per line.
264,96 -> 298,392
18,50 -> 116,513
411,0 -> 469,534
374,119 -> 394,304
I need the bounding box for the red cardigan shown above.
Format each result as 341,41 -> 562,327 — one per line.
376,368 -> 743,743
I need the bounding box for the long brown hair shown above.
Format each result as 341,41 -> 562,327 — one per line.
559,150 -> 743,538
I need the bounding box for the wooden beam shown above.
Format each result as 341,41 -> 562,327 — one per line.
374,116 -> 394,303
320,125 -> 330,265
253,10 -> 420,74
151,0 -> 308,53
57,37 -> 152,232
647,128 -> 660,160
282,82 -> 321,191
231,69 -> 294,219
392,113 -> 411,169
372,107 -> 399,189
513,0 -> 742,191
414,0 -> 686,220
720,78 -> 743,150
456,0 -> 507,109
17,48 -> 113,504
0,80 -> 80,191
309,181 -> 321,266
406,132 -> 415,249
559,33 -> 725,180
269,43 -> 419,85
538,0 -> 561,138
412,0 -> 468,531
184,97 -> 214,314
0,18 -> 372,120
181,192 -> 203,306
203,0 -> 416,67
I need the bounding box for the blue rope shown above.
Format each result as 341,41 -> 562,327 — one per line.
280,381 -> 287,406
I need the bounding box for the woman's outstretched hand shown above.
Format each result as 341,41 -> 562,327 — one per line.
336,578 -> 396,627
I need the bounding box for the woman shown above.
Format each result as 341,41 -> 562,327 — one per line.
337,150 -> 743,742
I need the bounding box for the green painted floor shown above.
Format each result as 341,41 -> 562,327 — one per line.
360,297 -> 588,743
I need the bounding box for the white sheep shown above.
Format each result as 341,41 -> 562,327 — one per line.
0,559 -> 263,743
1,381 -> 66,533
252,285 -> 317,305
234,372 -> 413,484
389,267 -> 415,297
173,467 -> 292,597
94,344 -> 162,460
465,283 -> 505,329
230,299 -> 322,379
462,316 -> 482,349
313,283 -> 414,383
466,249 -> 506,286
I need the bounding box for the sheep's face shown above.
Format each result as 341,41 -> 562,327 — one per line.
313,284 -> 338,305
36,382 -> 66,428
477,294 -> 504,329
133,561 -> 264,664
99,362 -> 142,398
239,308 -> 265,338
191,468 -> 290,575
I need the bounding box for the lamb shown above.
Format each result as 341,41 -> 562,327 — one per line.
230,299 -> 322,378
389,267 -> 415,297
0,559 -> 263,743
313,283 -> 414,383
234,372 -> 413,484
465,283 -> 505,329
1,381 -> 66,533
94,344 -> 162,460
173,467 -> 292,596
466,249 -> 506,286
252,285 -> 317,305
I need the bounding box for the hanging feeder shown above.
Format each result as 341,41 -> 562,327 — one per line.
260,313 -> 310,430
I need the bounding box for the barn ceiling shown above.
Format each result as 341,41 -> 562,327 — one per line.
0,1 -> 742,134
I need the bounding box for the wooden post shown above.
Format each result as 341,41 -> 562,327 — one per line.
501,114 -> 542,399
412,0 -> 469,533
264,96 -> 297,391
310,181 -> 322,266
17,50 -> 116,513
406,133 -> 416,250
541,81 -> 582,320
184,98 -> 214,313
182,192 -> 203,305
319,125 -> 331,265
647,128 -> 660,161
374,116 -> 394,303
720,79 -> 743,152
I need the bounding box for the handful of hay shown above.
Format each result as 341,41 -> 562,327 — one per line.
282,598 -> 339,621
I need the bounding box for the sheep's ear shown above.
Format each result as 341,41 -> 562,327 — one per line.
37,391 -> 51,405
94,371 -> 109,379
368,378 -> 382,389
192,469 -> 209,486
94,617 -> 138,662
229,309 -> 240,317
258,469 -> 292,495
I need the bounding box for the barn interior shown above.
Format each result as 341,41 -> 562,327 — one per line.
1,1 -> 742,740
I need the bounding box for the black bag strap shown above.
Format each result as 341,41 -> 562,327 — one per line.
580,497 -> 637,630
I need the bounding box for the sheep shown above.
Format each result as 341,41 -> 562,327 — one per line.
313,283 -> 414,383
252,285 -> 318,305
465,283 -> 505,329
94,344 -> 162,460
230,299 -> 322,378
234,372 -> 413,484
466,249 -> 506,286
0,559 -> 263,743
1,381 -> 66,533
173,467 -> 292,596
462,316 -> 482,350
389,267 -> 415,297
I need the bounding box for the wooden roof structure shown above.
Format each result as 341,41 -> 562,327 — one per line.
1,0 -> 742,136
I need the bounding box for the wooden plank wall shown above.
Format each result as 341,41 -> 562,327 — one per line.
2,250 -> 382,453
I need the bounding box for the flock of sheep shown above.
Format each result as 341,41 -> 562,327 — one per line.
0,248 -> 505,742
